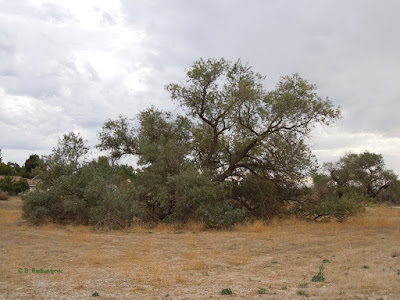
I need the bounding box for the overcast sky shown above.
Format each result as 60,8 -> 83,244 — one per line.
1,0 -> 400,174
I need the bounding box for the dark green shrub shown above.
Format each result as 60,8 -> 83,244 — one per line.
296,192 -> 365,221
221,288 -> 233,295
0,176 -> 30,195
258,287 -> 266,294
197,200 -> 244,228
22,158 -> 143,227
22,190 -> 63,224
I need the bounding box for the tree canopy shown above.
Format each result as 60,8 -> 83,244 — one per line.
323,151 -> 398,199
96,58 -> 341,221
22,59 -> 400,227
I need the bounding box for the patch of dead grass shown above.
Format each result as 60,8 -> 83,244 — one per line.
1,199 -> 400,299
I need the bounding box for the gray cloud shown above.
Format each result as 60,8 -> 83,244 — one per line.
0,0 -> 399,174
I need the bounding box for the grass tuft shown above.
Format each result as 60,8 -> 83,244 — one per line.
221,288 -> 233,295
312,264 -> 325,282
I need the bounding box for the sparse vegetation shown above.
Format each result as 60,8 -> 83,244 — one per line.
0,192 -> 9,200
299,282 -> 308,288
1,198 -> 400,298
296,290 -> 308,296
258,287 -> 266,294
311,264 -> 325,282
221,288 -> 233,295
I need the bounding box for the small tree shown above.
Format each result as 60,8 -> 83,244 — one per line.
21,154 -> 40,178
0,162 -> 16,176
324,151 -> 398,199
0,176 -> 29,195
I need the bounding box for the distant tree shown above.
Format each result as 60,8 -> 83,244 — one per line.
324,151 -> 398,199
0,176 -> 29,194
0,149 -> 2,163
0,162 -> 15,176
36,132 -> 89,189
8,162 -> 21,174
21,154 -> 40,178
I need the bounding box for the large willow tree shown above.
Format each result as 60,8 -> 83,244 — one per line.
98,58 -> 341,222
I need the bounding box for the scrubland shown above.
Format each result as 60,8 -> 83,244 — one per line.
1,197 -> 399,299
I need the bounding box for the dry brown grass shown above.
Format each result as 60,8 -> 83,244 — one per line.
0,197 -> 399,299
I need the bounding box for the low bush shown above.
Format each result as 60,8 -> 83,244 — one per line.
0,192 -> 9,200
22,159 -> 143,227
294,192 -> 365,221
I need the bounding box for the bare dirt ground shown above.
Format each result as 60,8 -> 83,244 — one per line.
0,197 -> 399,299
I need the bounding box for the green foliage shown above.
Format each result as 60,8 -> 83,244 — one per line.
7,162 -> 21,174
21,154 -> 40,178
296,290 -> 308,296
22,134 -> 143,227
96,58 -> 340,225
22,190 -> 61,224
22,59 -> 346,228
0,162 -> 16,176
0,176 -> 29,195
324,151 -> 399,200
220,288 -> 233,295
311,264 -> 325,282
258,287 -> 266,294
92,291 -> 99,297
23,157 -> 143,227
295,192 -> 365,221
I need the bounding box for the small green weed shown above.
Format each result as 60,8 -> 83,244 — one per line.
174,231 -> 184,234
299,282 -> 308,288
363,265 -> 370,269
258,288 -> 266,294
391,251 -> 399,257
221,288 -> 233,295
397,269 -> 400,275
312,264 -> 325,282
296,290 -> 308,297
322,259 -> 330,263
282,285 -> 288,290
92,291 -> 100,297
